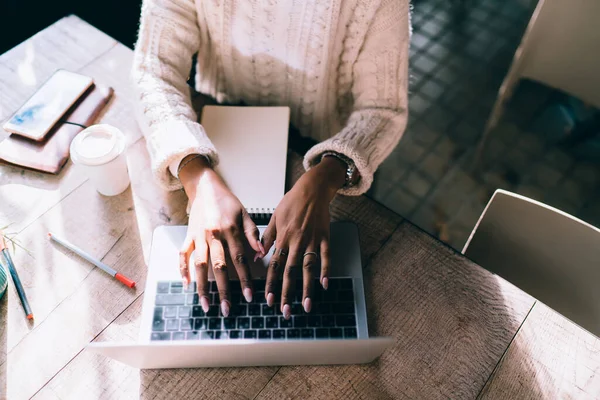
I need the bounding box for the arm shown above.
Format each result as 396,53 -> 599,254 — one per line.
303,0 -> 410,195
132,0 -> 218,191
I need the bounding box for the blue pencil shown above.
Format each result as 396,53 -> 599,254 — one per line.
0,233 -> 33,320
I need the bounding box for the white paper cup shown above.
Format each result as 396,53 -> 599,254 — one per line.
70,124 -> 130,196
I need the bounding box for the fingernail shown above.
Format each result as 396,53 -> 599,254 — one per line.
303,297 -> 312,313
182,277 -> 189,286
258,241 -> 266,256
221,300 -> 230,317
254,252 -> 262,262
283,304 -> 291,320
267,292 -> 274,307
200,296 -> 210,313
322,277 -> 329,290
243,288 -> 253,303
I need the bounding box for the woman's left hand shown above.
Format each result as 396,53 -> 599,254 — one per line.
262,156 -> 347,319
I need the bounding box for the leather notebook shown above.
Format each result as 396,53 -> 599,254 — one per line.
0,84 -> 114,174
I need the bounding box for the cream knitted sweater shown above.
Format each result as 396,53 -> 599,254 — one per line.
132,0 -> 409,195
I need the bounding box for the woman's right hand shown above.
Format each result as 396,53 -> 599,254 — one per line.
178,155 -> 265,317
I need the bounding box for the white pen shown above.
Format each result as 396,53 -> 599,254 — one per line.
48,232 -> 135,288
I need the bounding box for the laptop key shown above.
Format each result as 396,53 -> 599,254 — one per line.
229,330 -> 241,339
178,306 -> 191,318
206,307 -> 219,317
291,303 -> 303,315
344,327 -> 357,338
186,294 -> 199,305
186,331 -> 200,340
153,307 -> 163,320
232,304 -> 247,316
266,316 -> 279,328
166,319 -> 179,331
301,329 -> 315,339
192,306 -> 204,318
280,317 -> 293,328
244,330 -> 257,339
215,331 -> 229,340
194,318 -> 208,330
287,329 -> 300,339
223,318 -> 236,330
151,332 -> 170,341
315,302 -> 331,314
258,330 -> 272,339
231,292 -> 241,305
273,329 -> 285,339
322,315 -> 336,327
254,280 -> 265,291
209,318 -> 221,330
329,328 -> 343,338
184,282 -> 197,293
293,316 -> 307,328
201,331 -> 214,339
180,318 -> 193,331
307,316 -> 322,328
316,328 -> 329,338
238,317 -> 250,329
156,294 -> 186,306
172,332 -> 186,340
322,290 -> 337,302
332,302 -> 354,314
262,304 -> 274,315
157,282 -> 170,293
152,320 -> 165,332
170,286 -> 183,294
336,315 -> 356,327
210,281 -> 218,292
252,317 -> 265,329
248,304 -> 261,316
338,290 -> 354,302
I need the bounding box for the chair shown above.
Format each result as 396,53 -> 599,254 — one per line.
463,189 -> 600,337
476,0 -> 600,164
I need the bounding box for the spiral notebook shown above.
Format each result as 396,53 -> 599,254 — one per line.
201,106 -> 290,224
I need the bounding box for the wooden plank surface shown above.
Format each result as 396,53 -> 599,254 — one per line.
479,302 -> 600,400
255,224 -> 535,399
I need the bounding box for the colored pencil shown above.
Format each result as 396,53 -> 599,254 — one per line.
0,233 -> 34,319
48,232 -> 136,288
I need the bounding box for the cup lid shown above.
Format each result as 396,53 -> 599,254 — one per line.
70,124 -> 124,166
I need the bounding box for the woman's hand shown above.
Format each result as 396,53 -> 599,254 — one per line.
262,156 -> 347,319
178,155 -> 265,317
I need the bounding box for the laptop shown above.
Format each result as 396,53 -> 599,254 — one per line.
88,106 -> 393,368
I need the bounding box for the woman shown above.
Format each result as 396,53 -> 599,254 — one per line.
133,0 -> 409,320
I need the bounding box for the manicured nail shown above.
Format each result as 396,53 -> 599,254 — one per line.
254,252 -> 262,262
303,297 -> 312,313
243,288 -> 253,303
200,296 -> 210,313
322,277 -> 329,290
258,241 -> 266,257
267,292 -> 275,307
283,304 -> 291,320
182,277 -> 189,286
221,300 -> 230,317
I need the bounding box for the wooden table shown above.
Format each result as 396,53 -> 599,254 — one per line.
0,16 -> 598,400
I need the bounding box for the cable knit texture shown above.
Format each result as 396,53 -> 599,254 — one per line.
133,0 -> 409,194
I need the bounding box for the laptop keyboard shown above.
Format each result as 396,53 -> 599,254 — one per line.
150,278 -> 358,341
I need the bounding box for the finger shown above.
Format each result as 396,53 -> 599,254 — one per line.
208,235 -> 231,317
261,214 -> 277,254
320,238 -> 331,290
265,242 -> 286,309
242,211 -> 264,258
179,235 -> 194,286
302,244 -> 319,313
193,238 -> 211,313
224,226 -> 254,303
281,245 -> 302,320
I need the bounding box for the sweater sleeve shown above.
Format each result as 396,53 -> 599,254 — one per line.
132,0 -> 218,191
303,0 -> 410,196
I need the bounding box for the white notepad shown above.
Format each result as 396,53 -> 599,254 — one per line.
201,106 -> 290,220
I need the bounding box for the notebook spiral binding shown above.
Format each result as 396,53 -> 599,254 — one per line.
247,208 -> 274,225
